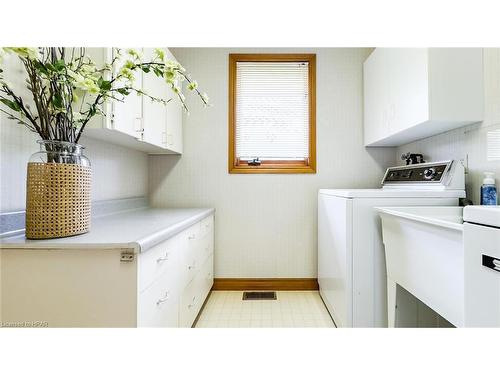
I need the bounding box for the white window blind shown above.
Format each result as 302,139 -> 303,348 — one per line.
235,61 -> 309,161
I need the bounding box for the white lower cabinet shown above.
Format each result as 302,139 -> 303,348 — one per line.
0,215 -> 214,328
138,271 -> 180,328
140,216 -> 214,328
179,255 -> 214,328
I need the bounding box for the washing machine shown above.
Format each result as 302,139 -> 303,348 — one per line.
464,205 -> 500,327
318,160 -> 465,327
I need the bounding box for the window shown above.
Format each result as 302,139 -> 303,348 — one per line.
228,54 -> 316,174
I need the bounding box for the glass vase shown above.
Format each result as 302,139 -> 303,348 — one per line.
26,140 -> 92,239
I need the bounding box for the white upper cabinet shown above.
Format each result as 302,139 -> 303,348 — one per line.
363,48 -> 484,147
141,48 -> 183,154
142,48 -> 168,149
164,49 -> 183,154
111,48 -> 144,140
84,48 -> 183,154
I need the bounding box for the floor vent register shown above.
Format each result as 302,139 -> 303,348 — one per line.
242,291 -> 277,300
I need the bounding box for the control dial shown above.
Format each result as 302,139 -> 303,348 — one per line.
423,167 -> 437,180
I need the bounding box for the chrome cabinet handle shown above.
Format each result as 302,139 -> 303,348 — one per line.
188,234 -> 196,240
156,291 -> 170,306
156,252 -> 169,263
188,261 -> 196,270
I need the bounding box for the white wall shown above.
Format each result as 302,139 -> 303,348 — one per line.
396,48 -> 500,204
149,48 -> 396,278
0,55 -> 148,212
0,125 -> 149,213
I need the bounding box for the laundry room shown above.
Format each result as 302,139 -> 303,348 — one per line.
0,2 -> 499,374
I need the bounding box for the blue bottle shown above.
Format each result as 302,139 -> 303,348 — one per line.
480,172 -> 497,205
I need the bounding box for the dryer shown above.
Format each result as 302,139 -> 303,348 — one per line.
318,160 -> 465,327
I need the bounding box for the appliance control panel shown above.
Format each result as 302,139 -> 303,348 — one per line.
382,161 -> 452,184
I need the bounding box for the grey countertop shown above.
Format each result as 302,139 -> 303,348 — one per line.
0,207 -> 215,252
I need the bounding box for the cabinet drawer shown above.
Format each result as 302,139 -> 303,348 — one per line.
179,278 -> 201,328
200,234 -> 214,265
181,223 -> 203,285
200,215 -> 214,238
179,255 -> 214,328
200,255 -> 214,303
138,235 -> 179,293
186,221 -> 201,242
137,271 -> 179,327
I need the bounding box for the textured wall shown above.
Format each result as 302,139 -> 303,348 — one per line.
149,48 -> 396,278
0,54 -> 148,212
0,125 -> 149,213
396,48 -> 500,204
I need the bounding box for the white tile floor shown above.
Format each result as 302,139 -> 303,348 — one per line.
195,291 -> 335,328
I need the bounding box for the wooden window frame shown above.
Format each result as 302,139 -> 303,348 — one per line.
228,53 -> 316,174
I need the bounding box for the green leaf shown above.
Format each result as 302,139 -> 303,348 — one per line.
33,60 -> 49,75
52,93 -> 63,109
117,87 -> 130,96
98,78 -> 112,91
53,59 -> 66,72
141,66 -> 150,73
0,98 -> 21,112
153,67 -> 163,77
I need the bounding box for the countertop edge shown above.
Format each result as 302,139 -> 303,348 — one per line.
0,208 -> 216,252
137,208 -> 215,252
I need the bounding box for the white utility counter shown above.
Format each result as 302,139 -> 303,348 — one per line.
0,207 -> 215,252
0,205 -> 215,328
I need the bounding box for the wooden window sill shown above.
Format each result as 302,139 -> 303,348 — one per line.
229,165 -> 316,174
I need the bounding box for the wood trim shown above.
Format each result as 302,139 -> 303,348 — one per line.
228,53 -> 317,174
212,278 -> 319,291
237,159 -> 309,166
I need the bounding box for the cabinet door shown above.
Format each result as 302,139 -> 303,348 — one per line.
180,222 -> 202,286
164,49 -> 183,154
142,48 -> 168,147
76,48 -> 112,131
138,235 -> 179,293
138,270 -> 180,327
388,48 -> 429,134
363,48 -> 390,145
179,276 -> 202,328
111,48 -> 144,139
199,255 -> 214,305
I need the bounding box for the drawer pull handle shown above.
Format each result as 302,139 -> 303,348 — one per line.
493,259 -> 500,271
156,291 -> 170,306
156,252 -> 169,263
188,262 -> 196,270
483,254 -> 500,272
188,234 -> 196,240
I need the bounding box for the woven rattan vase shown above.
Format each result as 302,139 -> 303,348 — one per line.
26,140 -> 91,239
